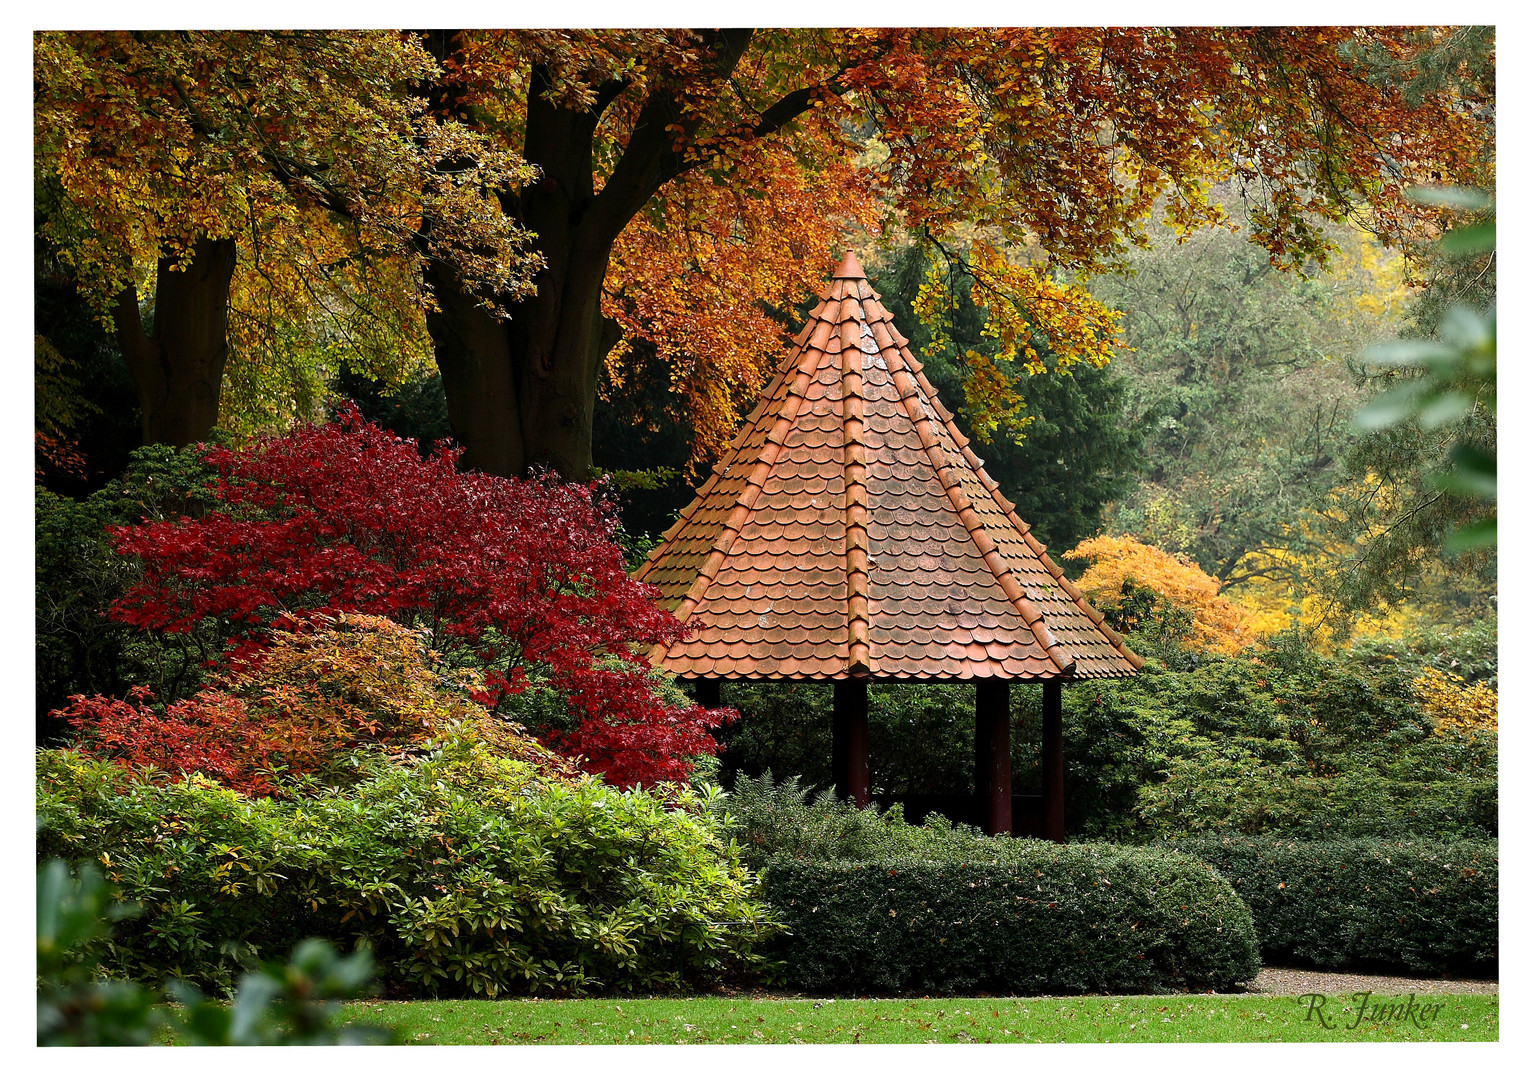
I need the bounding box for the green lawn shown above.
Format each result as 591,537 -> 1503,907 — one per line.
338,991 -> 1498,1044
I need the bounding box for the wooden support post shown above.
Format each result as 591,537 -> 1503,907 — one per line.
1042,679 -> 1065,843
692,678 -> 721,710
833,679 -> 870,808
974,679 -> 1013,836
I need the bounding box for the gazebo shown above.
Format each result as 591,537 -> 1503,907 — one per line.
635,252 -> 1142,840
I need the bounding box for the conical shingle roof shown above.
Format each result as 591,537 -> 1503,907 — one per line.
635,252 -> 1143,682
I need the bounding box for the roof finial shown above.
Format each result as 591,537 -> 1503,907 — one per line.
833,250 -> 867,279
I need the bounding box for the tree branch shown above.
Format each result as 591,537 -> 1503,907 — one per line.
584,29 -> 756,244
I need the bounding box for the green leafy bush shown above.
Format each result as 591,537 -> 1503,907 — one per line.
763,849 -> 1258,995
37,734 -> 778,998
38,858 -> 164,1045
36,443 -> 229,743
1134,758 -> 1497,840
1346,623 -> 1497,690
1064,636 -> 1497,841
1170,835 -> 1497,975
715,629 -> 1496,844
723,771 -> 1009,867
721,774 -> 1257,994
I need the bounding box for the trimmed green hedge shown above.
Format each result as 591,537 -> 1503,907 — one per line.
1133,764 -> 1497,841
1171,836 -> 1498,975
763,846 -> 1259,995
36,741 -> 778,997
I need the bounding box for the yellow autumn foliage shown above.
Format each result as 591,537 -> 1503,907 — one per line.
1227,573 -> 1422,650
1413,668 -> 1498,735
1064,534 -> 1257,655
224,612 -> 582,784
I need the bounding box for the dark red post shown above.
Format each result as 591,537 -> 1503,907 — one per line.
974,679 -> 1013,836
833,678 -> 870,808
1042,679 -> 1065,842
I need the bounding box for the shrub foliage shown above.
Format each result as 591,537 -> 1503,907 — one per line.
1068,632 -> 1497,841
764,851 -> 1258,995
1172,835 -> 1498,976
722,774 -> 1258,993
724,771 -> 1004,865
36,443 -> 226,741
37,742 -> 777,998
39,856 -> 395,1046
717,635 -> 1497,844
102,407 -> 726,787
55,613 -> 579,796
1065,535 -> 1256,655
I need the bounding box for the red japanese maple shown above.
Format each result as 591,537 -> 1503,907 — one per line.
52,686 -> 281,797
108,405 -> 726,787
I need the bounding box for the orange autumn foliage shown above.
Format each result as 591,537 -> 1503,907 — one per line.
603,136 -> 879,474
58,613 -> 580,796
582,26 -> 1489,468
36,29 -> 1492,476
1065,535 -> 1257,655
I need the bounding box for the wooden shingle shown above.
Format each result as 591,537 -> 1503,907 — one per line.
635,252 -> 1142,681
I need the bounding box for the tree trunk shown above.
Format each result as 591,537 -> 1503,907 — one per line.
420,55 -> 619,481
424,258 -> 525,477
504,243 -> 619,481
419,30 -> 760,481
111,236 -> 237,447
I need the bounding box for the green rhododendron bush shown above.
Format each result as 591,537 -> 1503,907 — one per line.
36,737 -> 778,998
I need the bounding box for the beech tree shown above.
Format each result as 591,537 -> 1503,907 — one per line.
38,28 -> 1491,478
417,26 -> 1490,478
34,30 -> 540,446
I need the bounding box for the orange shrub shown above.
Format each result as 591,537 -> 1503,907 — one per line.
59,612 -> 580,795
1063,535 -> 1256,655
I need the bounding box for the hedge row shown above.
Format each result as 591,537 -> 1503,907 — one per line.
1170,836 -> 1498,975
762,846 -> 1260,995
36,743 -> 778,997
1134,767 -> 1497,842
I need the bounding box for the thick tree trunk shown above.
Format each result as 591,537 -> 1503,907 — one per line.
431,234 -> 635,480
504,244 -> 619,481
111,236 -> 237,447
494,61 -> 628,482
425,258 -> 525,477
419,30 -> 760,481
